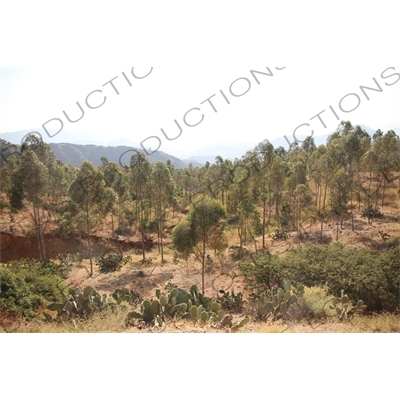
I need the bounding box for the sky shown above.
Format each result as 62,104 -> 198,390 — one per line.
1,67 -> 399,157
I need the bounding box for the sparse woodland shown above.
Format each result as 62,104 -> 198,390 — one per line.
1,121 -> 399,333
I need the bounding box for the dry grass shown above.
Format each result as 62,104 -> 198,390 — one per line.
5,309 -> 398,334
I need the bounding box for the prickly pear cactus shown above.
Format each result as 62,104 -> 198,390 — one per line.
329,291 -> 367,321
47,286 -> 110,320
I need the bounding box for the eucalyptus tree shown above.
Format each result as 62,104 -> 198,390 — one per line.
68,161 -> 116,276
204,156 -> 231,206
329,167 -> 350,239
269,155 -> 288,226
150,161 -> 177,263
129,152 -> 152,261
237,198 -> 262,252
245,140 -> 275,248
9,149 -> 49,260
371,130 -> 400,207
101,161 -> 129,233
0,154 -> 19,198
308,146 -> 334,238
172,197 -> 227,295
340,124 -> 370,229
7,135 -> 67,260
283,159 -> 308,231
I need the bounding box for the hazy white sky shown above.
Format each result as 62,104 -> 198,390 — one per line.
1,67 -> 399,155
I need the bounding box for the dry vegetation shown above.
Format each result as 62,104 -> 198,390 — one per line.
1,193 -> 399,333
1,128 -> 400,333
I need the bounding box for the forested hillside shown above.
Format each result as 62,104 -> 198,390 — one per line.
1,120 -> 399,333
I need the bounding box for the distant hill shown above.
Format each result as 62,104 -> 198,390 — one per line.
0,139 -> 188,169
1,124 -> 398,169
182,158 -> 204,168
48,143 -> 188,169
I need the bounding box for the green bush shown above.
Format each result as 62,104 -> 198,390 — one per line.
228,246 -> 250,261
96,253 -> 132,274
0,259 -> 66,319
238,243 -> 400,312
237,250 -> 282,291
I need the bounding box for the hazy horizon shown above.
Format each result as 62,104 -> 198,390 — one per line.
1,67 -> 399,159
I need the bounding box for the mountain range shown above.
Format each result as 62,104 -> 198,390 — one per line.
1,124 -> 398,169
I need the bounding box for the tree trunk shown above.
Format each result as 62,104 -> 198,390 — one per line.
320,218 -> 324,239
262,197 -> 266,248
160,225 -> 164,263
382,179 -> 386,208
88,238 -> 93,276
201,238 -> 206,295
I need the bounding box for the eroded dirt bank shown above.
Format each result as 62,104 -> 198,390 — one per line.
0,232 -> 154,263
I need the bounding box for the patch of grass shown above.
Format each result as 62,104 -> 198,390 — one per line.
302,286 -> 336,318
8,308 -> 130,333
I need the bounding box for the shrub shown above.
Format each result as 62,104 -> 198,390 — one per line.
362,206 -> 384,219
96,253 -> 132,273
272,230 -> 289,241
237,251 -> 283,291
238,243 -> 400,312
229,246 -> 250,261
0,259 -> 66,319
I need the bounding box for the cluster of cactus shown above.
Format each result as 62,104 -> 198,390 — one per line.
125,284 -> 249,330
156,286 -> 191,319
126,299 -> 164,326
217,290 -> 246,313
111,288 -> 142,306
262,280 -> 304,321
329,291 -> 367,321
187,284 -> 213,309
45,286 -> 109,320
272,230 -> 289,241
184,301 -> 225,324
126,284 -> 212,326
362,205 -> 384,219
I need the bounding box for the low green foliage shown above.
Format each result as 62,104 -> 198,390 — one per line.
239,242 -> 400,312
238,250 -> 282,291
272,230 -> 289,241
362,206 -> 384,219
228,246 -> 250,261
96,253 -> 132,273
0,259 -> 66,319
